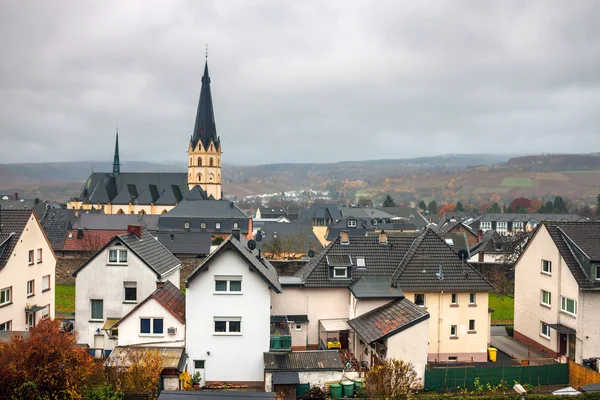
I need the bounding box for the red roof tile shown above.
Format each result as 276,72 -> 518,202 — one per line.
62,229 -> 125,251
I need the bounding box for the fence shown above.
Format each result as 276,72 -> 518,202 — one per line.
569,360 -> 600,389
424,363 -> 569,392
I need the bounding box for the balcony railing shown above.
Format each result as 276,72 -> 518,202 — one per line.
270,315 -> 292,352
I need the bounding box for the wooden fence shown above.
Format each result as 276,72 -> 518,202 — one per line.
569,360 -> 600,389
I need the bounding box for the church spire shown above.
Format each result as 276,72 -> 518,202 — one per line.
113,129 -> 120,176
190,60 -> 220,151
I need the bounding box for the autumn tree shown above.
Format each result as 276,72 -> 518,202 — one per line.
509,197 -> 532,213
438,203 -> 456,214
455,201 -> 464,212
365,359 -> 419,400
427,200 -> 437,215
106,347 -> 163,396
382,194 -> 395,207
0,318 -> 96,399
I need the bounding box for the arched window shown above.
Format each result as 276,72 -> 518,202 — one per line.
209,158 -> 214,167
197,173 -> 203,182
117,209 -> 124,215
138,210 -> 146,215
197,158 -> 202,166
209,173 -> 214,182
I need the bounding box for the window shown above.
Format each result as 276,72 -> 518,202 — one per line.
42,304 -> 49,319
42,275 -> 50,292
214,277 -> 242,293
209,158 -> 214,166
347,220 -> 357,228
469,293 -> 477,305
216,222 -> 221,230
28,250 -> 34,265
0,321 -> 11,331
184,221 -> 190,229
140,318 -> 164,335
541,290 -> 552,307
194,360 -> 205,370
91,299 -> 103,320
595,265 -> 600,280
450,325 -> 457,337
445,238 -> 454,246
497,222 -> 507,231
295,324 -> 302,331
201,222 -> 206,229
36,248 -> 42,263
0,287 -> 12,306
214,317 -> 242,334
197,158 -> 202,166
469,319 -> 475,331
451,293 -> 458,305
27,280 -> 35,297
26,312 -> 35,329
414,294 -> 426,307
480,221 -> 492,231
448,356 -> 458,361
541,322 -> 551,339
333,267 -> 348,278
542,260 -> 552,275
514,222 -> 524,230
561,296 -> 577,316
356,257 -> 366,269
108,248 -> 128,264
124,282 -> 137,302
233,222 -> 239,229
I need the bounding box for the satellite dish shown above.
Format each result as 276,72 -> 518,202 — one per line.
458,249 -> 469,261
308,249 -> 315,258
247,240 -> 257,251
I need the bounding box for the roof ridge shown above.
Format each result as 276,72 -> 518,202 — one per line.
391,230 -> 426,283
294,238 -> 336,280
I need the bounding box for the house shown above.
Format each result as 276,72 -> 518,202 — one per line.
378,206 -> 431,230
326,217 -> 416,243
297,204 -> 343,246
271,229 -> 493,367
468,213 -> 586,236
185,229 -> 282,388
435,220 -> 478,248
255,206 -> 288,220
72,225 -> 181,357
514,222 -> 600,364
255,221 -> 322,260
0,209 -> 56,331
0,194 -> 47,218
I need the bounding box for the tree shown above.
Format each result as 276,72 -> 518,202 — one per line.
438,203 -> 456,214
107,347 -> 163,395
418,200 -> 427,211
539,200 -> 554,214
211,236 -> 224,246
509,197 -> 532,213
553,196 -> 567,213
382,195 -> 395,207
0,319 -> 96,399
365,359 -> 419,399
427,200 -> 437,215
455,201 -> 464,212
487,202 -> 501,213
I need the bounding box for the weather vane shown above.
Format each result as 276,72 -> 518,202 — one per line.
205,44 -> 208,60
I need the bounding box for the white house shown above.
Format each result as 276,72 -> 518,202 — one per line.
514,221 -> 600,364
0,209 -> 56,332
185,229 -> 282,388
73,225 -> 181,357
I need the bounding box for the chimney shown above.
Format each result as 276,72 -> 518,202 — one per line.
231,228 -> 240,241
13,193 -> 18,200
127,224 -> 142,239
477,229 -> 483,242
379,230 -> 388,244
340,231 -> 349,245
76,229 -> 84,240
156,281 -> 166,290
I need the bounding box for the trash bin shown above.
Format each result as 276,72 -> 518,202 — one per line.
353,378 -> 365,394
330,383 -> 342,398
271,336 -> 281,349
341,381 -> 354,397
281,336 -> 292,349
488,347 -> 497,362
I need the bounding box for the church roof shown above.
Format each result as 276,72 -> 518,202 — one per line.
191,61 -> 220,151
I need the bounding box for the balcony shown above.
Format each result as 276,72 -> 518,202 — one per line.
270,316 -> 292,352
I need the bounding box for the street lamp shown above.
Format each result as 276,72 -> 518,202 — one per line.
514,384 -> 526,400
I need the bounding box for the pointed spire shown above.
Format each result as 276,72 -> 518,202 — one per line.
113,129 -> 120,177
190,59 -> 220,151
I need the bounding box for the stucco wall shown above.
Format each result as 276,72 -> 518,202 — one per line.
387,318 -> 429,384
186,249 -> 273,383
271,287 -> 349,348
0,215 -> 56,331
117,298 -> 185,346
264,371 -> 359,392
349,295 -> 390,319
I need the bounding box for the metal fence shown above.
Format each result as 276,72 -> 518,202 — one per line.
424,363 -> 569,392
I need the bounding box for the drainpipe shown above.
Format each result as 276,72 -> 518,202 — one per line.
306,294 -> 310,349
438,291 -> 443,362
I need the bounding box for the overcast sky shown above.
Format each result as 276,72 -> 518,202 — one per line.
1,1 -> 599,166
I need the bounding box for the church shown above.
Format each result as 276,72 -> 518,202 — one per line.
68,61 -> 224,215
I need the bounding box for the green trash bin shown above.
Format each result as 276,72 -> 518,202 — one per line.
341,381 -> 354,397
330,383 -> 342,398
353,378 -> 365,394
270,336 -> 281,349
281,336 -> 292,349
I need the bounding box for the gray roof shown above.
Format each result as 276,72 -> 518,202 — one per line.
159,392 -> 275,400
72,213 -> 159,231
341,207 -> 397,220
73,229 -> 181,278
298,203 -> 342,223
348,276 -> 404,299
161,199 -> 247,219
0,197 -> 46,217
39,207 -> 74,251
264,350 -> 344,372
378,207 -> 430,229
0,209 -> 34,270
469,230 -> 507,256
327,217 -> 415,241
348,298 -> 429,344
438,232 -> 470,254
152,231 -> 211,255
186,235 -> 282,293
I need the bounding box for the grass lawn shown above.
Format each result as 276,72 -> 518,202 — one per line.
56,284 -> 75,314
489,293 -> 514,324
501,177 -> 533,187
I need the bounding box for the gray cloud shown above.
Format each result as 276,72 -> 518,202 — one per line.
1,0 -> 599,166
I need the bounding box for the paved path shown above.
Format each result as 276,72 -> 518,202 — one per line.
491,325 -> 508,337
490,335 -> 545,360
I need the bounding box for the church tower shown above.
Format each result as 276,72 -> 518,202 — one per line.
187,60 -> 222,199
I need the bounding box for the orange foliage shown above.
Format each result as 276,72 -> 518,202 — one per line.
438,203 -> 457,214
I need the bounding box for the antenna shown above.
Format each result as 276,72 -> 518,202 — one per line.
247,240 -> 256,251
205,44 -> 208,60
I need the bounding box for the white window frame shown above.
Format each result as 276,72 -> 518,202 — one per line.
42,304 -> 50,319
139,317 -> 164,336
469,293 -> 477,305
36,248 -> 42,263
561,296 -> 577,316
0,287 -> 12,306
90,299 -> 103,321
214,276 -> 243,294
480,221 -> 492,231
233,222 -> 239,229
184,221 -> 190,229
414,293 -> 426,307
541,259 -> 552,275
450,293 -> 458,305
27,280 -> 35,297
28,250 -> 34,265
513,222 -> 524,230
595,265 -> 600,280
356,257 -> 366,268
541,290 -> 552,307
445,238 -> 454,246
497,222 -> 508,231
215,222 -> 221,229
213,317 -> 242,335
333,267 -> 348,279
541,322 -> 551,339
26,312 -> 35,329
42,275 -> 50,292
0,320 -> 11,331
450,325 -> 457,337
201,222 -> 207,229
295,323 -> 302,331
347,220 -> 357,228
108,247 -> 128,265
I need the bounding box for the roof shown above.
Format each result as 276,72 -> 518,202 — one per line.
298,204 -> 342,224
191,61 -> 220,152
159,392 -> 275,400
348,298 -> 430,344
73,229 -> 181,278
264,350 -> 344,372
273,372 -> 300,385
186,235 -> 282,293
153,231 -> 211,255
39,207 -> 74,250
436,220 -> 476,235
546,323 -> 576,335
115,280 -> 185,326
0,197 -> 46,217
348,276 -> 404,299
580,383 -> 600,393
469,230 -> 506,256
320,318 -> 351,331
341,207 -> 397,220
438,233 -> 469,254
471,213 -> 586,224
378,207 -> 430,229
105,346 -> 185,370
258,206 -> 288,218
63,230 -> 126,252
256,221 -> 322,252
285,315 -> 309,323
161,199 -> 247,219
72,213 -> 159,231
0,209 -> 34,270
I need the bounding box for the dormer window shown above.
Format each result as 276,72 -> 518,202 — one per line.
184,221 -> 190,229
216,222 -> 221,230
333,267 -> 348,278
356,257 -> 366,269
347,220 -> 357,228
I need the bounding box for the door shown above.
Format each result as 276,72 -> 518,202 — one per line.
559,333 -> 567,356
93,334 -> 104,359
193,360 -> 206,387
339,330 -> 349,349
568,334 -> 576,360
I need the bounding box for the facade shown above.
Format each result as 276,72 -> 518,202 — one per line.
73,226 -> 181,356
514,222 -> 600,363
185,231 -> 282,387
0,209 -> 56,331
468,213 -> 586,236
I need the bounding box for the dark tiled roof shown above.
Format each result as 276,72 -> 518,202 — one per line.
161,199 -> 247,219
264,350 -> 343,372
349,276 -> 403,299
438,233 -> 469,254
378,207 -> 430,229
186,235 -> 282,293
0,209 -> 33,269
326,255 -> 353,267
115,280 -> 185,326
72,214 -> 159,231
286,315 -> 309,323
348,298 -> 429,344
191,61 -> 220,152
298,204 -> 342,224
40,207 -> 74,250
153,232 -> 211,255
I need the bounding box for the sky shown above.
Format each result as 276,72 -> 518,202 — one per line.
1,1 -> 599,166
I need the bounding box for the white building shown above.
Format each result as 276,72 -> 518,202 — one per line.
0,209 -> 56,331
185,230 -> 282,388
73,225 -> 181,357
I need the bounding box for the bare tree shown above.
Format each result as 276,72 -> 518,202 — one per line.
365,358 -> 420,399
